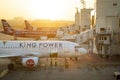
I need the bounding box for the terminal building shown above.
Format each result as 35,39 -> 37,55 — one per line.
94,0 -> 120,56
75,0 -> 120,56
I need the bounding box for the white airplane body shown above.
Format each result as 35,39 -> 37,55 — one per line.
0,40 -> 87,69
0,41 -> 81,57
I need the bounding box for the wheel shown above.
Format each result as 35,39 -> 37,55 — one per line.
8,63 -> 14,70
65,61 -> 69,68
64,58 -> 69,68
75,57 -> 79,60
70,57 -> 72,60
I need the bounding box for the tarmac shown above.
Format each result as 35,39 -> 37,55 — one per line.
0,54 -> 120,80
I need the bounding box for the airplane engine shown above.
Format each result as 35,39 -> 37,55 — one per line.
22,57 -> 39,68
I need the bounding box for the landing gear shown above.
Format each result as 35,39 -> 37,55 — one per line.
54,58 -> 57,67
50,58 -> 58,67
75,57 -> 79,61
70,57 -> 72,60
50,58 -> 53,67
69,57 -> 79,61
64,58 -> 69,68
8,63 -> 14,70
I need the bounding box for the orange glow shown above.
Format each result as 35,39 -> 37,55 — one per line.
28,0 -> 67,20
0,0 -> 94,20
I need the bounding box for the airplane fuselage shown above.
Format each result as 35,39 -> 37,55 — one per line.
0,40 -> 80,58
13,30 -> 56,38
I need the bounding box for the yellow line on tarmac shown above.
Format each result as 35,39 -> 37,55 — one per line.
0,69 -> 9,78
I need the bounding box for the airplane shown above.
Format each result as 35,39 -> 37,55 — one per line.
0,40 -> 88,70
1,19 -> 56,38
24,20 -> 57,35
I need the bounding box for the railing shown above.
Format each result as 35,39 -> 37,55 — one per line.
98,40 -> 110,44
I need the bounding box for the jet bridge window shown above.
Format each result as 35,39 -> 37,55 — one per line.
104,37 -> 107,40
99,36 -> 107,40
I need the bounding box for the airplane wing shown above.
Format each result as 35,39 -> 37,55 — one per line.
0,52 -> 23,58
0,55 -> 21,58
0,52 -> 40,58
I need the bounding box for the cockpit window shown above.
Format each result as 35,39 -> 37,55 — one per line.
75,46 -> 81,48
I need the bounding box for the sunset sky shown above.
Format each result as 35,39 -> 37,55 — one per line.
0,0 -> 94,21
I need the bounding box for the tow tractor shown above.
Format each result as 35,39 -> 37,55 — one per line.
112,72 -> 120,80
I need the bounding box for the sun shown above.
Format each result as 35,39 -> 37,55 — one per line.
27,0 -> 66,20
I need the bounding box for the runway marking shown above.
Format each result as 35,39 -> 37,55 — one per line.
0,69 -> 9,78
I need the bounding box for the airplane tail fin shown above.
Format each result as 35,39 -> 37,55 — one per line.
1,19 -> 15,34
24,20 -> 33,30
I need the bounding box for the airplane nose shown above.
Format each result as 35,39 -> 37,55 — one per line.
79,48 -> 88,54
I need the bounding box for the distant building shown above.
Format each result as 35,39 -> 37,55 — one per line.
80,9 -> 93,32
13,17 -> 24,21
75,8 -> 80,31
75,8 -> 93,32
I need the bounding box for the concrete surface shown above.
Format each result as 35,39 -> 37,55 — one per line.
0,54 -> 120,80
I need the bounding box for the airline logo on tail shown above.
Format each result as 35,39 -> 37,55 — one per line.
24,20 -> 33,30
1,19 -> 15,34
